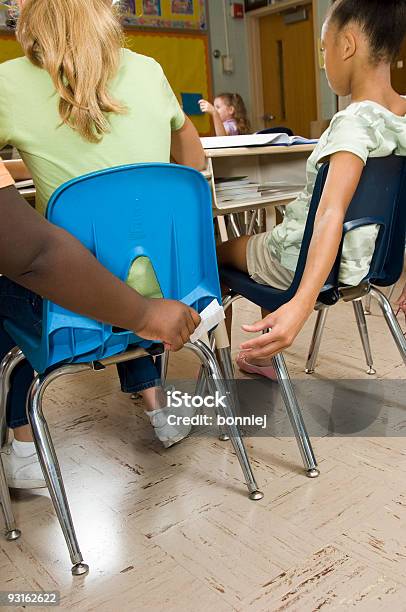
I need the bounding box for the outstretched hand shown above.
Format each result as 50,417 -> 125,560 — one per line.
239,299 -> 313,360
198,99 -> 215,115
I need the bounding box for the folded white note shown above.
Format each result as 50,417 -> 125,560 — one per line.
190,299 -> 225,343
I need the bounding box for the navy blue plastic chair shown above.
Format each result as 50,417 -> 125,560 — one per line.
0,163 -> 262,575
220,155 -> 406,470
303,156 -> 406,376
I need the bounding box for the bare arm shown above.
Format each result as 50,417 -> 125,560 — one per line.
240,152 -> 365,358
198,100 -> 227,136
212,112 -> 228,136
0,184 -> 200,351
170,116 -> 207,171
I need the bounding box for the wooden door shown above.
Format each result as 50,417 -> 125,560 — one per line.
392,38 -> 406,94
259,5 -> 317,137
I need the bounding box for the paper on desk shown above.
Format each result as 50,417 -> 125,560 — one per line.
190,299 -> 225,343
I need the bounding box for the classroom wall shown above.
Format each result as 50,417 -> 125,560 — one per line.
317,0 -> 337,119
207,0 -> 336,123
207,0 -> 251,112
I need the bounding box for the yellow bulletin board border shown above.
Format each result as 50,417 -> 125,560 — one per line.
121,0 -> 207,31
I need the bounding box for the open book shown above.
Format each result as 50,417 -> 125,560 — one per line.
201,133 -> 318,150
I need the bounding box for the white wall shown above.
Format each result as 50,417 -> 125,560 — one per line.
207,0 -> 251,112
317,0 -> 337,119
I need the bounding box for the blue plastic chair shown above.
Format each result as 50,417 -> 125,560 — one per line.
0,163 -> 262,574
220,155 -> 406,450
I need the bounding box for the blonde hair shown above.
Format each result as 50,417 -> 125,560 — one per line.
217,93 -> 251,135
17,0 -> 126,143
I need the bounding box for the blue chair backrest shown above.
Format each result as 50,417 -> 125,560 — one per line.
7,164 -> 221,373
294,155 -> 406,303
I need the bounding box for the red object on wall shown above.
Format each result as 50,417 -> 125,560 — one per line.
231,2 -> 244,19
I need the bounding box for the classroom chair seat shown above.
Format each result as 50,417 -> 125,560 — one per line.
0,163 -> 262,576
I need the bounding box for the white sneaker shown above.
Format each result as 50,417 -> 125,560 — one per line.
0,443 -> 46,489
146,400 -> 197,448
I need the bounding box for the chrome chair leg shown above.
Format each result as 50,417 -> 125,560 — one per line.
272,352 -> 319,478
0,348 -> 25,448
27,366 -> 90,576
247,210 -> 257,235
213,320 -> 235,380
0,456 -> 20,541
160,351 -> 169,387
370,287 -> 406,366
305,309 -> 328,374
352,300 -> 376,375
363,293 -> 372,315
387,283 -> 397,302
228,214 -> 241,238
0,348 -> 25,541
213,321 -> 235,442
196,296 -> 242,441
186,340 -> 263,500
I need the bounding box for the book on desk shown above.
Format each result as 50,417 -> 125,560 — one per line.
201,133 -> 318,150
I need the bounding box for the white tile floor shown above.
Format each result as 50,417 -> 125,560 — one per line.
1,283 -> 406,611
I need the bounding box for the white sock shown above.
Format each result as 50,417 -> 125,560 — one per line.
12,438 -> 36,458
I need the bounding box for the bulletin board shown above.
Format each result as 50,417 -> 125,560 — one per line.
0,33 -> 21,64
124,31 -> 212,134
120,0 -> 207,30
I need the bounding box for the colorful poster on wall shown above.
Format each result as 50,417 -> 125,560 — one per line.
120,0 -> 206,30
143,0 -> 161,16
171,0 -> 193,15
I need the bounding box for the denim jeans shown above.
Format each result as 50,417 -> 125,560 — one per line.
0,277 -> 160,429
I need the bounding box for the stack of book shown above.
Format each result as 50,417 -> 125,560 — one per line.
215,176 -> 260,206
258,181 -> 305,201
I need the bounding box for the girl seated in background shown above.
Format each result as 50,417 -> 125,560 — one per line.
218,0 -> 406,377
199,93 -> 251,136
0,0 -> 205,489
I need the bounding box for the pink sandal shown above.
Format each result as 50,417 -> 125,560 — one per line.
235,353 -> 278,381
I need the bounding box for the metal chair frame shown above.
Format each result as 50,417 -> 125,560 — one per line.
0,323 -> 263,575
305,283 -> 406,376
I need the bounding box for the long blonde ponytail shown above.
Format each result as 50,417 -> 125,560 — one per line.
17,0 -> 126,143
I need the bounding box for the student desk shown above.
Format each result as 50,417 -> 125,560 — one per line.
204,144 -> 315,241
17,144 -> 316,233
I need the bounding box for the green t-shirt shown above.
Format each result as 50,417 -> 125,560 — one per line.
0,49 -> 186,297
269,101 -> 406,285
